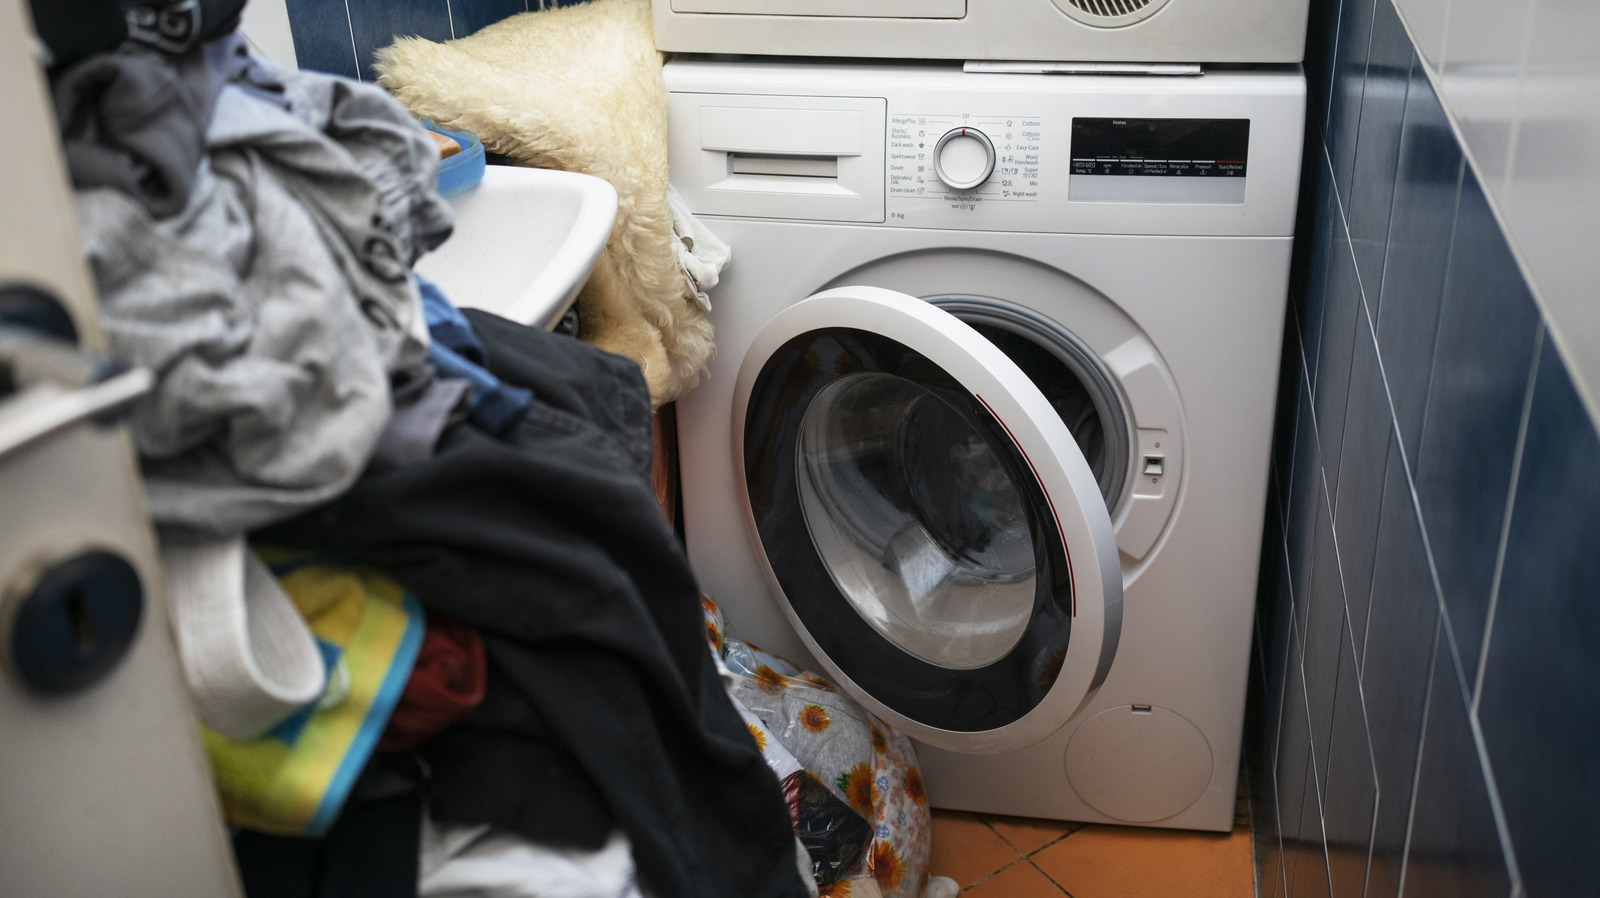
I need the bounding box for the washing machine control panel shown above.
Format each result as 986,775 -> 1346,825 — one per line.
665,62 -> 1305,237
889,113 -> 1044,211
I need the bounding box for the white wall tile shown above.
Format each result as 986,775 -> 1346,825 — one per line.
1503,0 -> 1600,429
240,0 -> 299,69
1392,0 -> 1450,68
1438,0 -> 1534,186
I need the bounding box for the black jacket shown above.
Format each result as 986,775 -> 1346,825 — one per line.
260,311 -> 807,898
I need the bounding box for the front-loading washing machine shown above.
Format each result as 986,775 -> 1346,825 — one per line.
666,59 -> 1303,831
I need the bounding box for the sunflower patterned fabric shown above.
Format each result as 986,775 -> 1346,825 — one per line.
701,597 -> 935,898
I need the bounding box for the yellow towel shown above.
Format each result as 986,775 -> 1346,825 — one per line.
202,560 -> 424,837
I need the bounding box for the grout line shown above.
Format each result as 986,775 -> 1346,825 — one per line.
955,856 -> 1030,894
1270,561 -> 1296,771
1472,323 -> 1543,711
1361,49 -> 1417,324
1465,686 -> 1527,893
1023,857 -> 1073,896
1394,617 -> 1442,897
1353,293 -> 1386,670
1309,143 -> 1339,395
1300,651 -> 1336,898
1341,612 -> 1381,898
342,0 -> 360,81
1318,464 -> 1357,691
1407,155 -> 1468,471
1333,0 -> 1383,273
1321,0 -> 1348,126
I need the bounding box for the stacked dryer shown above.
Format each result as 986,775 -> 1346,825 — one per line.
658,1 -> 1307,831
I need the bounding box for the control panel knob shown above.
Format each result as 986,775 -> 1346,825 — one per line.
932,127 -> 996,190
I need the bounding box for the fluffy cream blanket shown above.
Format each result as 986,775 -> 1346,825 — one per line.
374,0 -> 711,405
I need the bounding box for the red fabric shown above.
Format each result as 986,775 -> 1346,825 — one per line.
378,611 -> 487,752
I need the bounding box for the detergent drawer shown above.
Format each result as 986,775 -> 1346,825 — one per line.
667,92 -> 886,224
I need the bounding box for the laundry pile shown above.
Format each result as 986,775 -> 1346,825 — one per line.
41,2 -> 805,897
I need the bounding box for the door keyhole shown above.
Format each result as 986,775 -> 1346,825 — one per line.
66,589 -> 97,654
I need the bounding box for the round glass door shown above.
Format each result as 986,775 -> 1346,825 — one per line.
797,371 -> 1038,670
736,286 -> 1122,753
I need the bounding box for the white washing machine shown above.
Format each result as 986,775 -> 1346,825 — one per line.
667,59 -> 1303,831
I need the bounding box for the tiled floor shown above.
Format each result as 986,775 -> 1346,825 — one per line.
927,787 -> 1254,897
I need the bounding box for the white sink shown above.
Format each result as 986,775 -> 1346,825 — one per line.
415,166 -> 618,329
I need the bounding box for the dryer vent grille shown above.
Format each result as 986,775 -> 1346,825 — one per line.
1064,0 -> 1154,16
1053,0 -> 1170,25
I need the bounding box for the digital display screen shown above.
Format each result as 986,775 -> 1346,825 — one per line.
1071,118 -> 1250,178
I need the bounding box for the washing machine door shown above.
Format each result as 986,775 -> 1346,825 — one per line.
734,285 -> 1123,754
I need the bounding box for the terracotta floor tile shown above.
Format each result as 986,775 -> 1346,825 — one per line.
979,813 -> 1077,856
1031,822 -> 1254,898
961,860 -> 1068,898
928,810 -> 1022,888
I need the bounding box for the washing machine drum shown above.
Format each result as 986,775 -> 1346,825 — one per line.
735,286 -> 1123,754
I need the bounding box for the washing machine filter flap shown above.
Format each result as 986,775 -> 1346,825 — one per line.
733,286 -> 1123,754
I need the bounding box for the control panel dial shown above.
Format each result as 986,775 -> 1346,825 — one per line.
932,126 -> 996,190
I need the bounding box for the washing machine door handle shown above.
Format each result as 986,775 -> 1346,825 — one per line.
734,285 -> 1123,754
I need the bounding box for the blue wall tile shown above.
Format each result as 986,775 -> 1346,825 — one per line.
284,0 -> 360,79
1286,369 -> 1323,625
1274,317 -> 1310,501
1279,645 -> 1315,894
1412,174 -> 1541,684
286,0 -> 540,78
1303,0 -> 1344,122
1297,154 -> 1339,380
1290,775 -> 1334,898
1359,437 -> 1440,898
1344,0 -> 1412,292
1303,498 -> 1347,774
1477,338 -> 1600,897
1330,305 -> 1388,656
1314,226 -> 1362,492
452,0 -> 531,37
1401,649 -> 1512,898
1258,3 -> 1600,897
1262,536 -> 1298,773
1373,72 -> 1462,458
346,0 -> 453,80
1326,0 -> 1377,197
1321,625 -> 1376,898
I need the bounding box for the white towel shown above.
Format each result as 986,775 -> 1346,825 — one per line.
667,184 -> 731,312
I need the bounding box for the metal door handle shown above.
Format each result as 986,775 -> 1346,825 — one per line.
0,329 -> 151,463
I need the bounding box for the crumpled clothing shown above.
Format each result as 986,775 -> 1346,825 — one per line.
370,365 -> 471,473
52,33 -> 250,217
378,611 -> 486,752
81,62 -> 452,533
256,310 -> 810,898
419,819 -> 644,898
125,0 -> 247,55
419,277 -> 488,363
418,277 -> 531,436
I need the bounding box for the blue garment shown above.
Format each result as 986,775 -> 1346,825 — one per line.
414,276 -> 531,435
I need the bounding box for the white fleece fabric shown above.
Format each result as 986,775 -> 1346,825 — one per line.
374,0 -> 713,405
